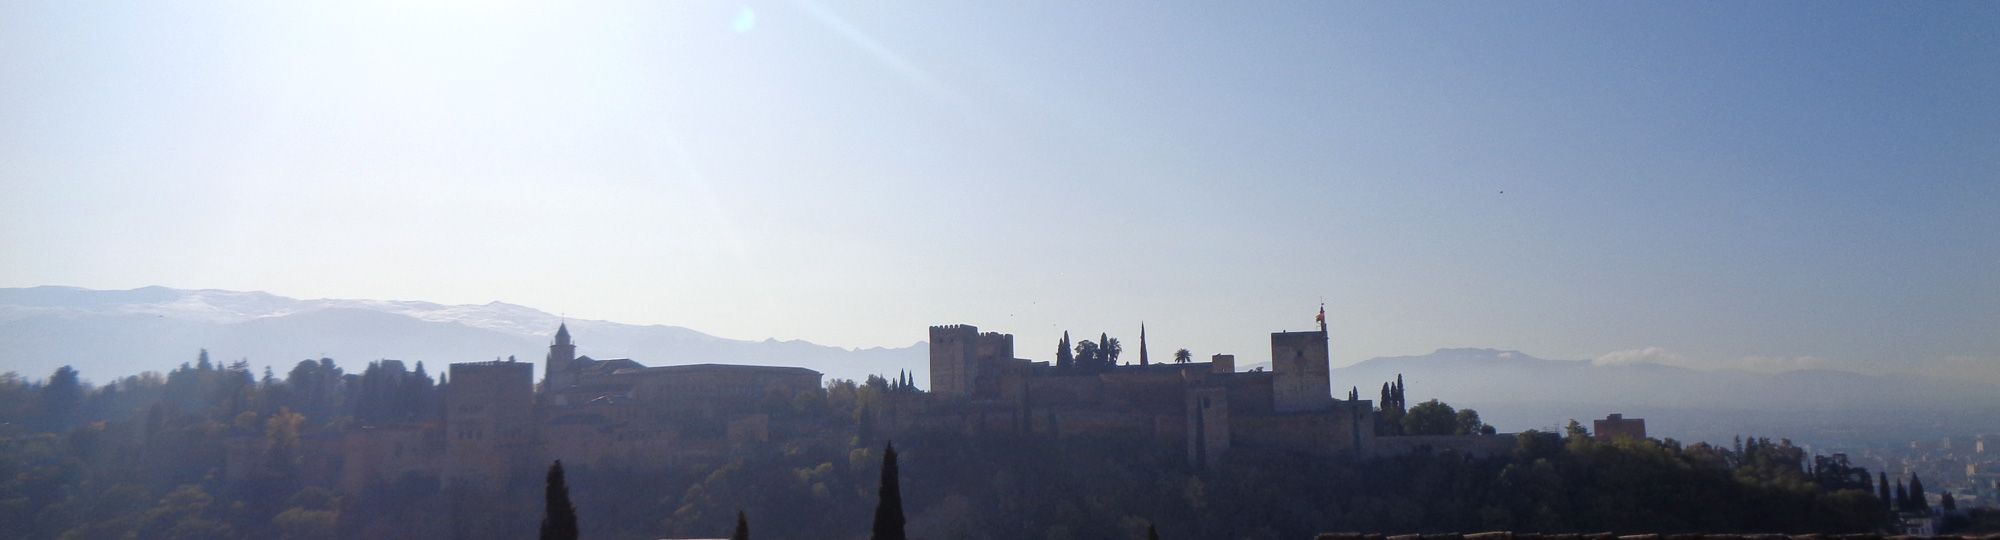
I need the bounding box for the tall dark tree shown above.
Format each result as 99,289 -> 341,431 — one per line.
1878,471 -> 1892,506
1174,349 -> 1192,364
1392,375 -> 1406,410
1909,473 -> 1930,511
1565,419 -> 1589,439
540,460 -> 579,540
1147,523 -> 1159,540
1941,492 -> 1957,512
1402,399 -> 1459,436
870,442 -> 905,540
1074,340 -> 1100,372
1453,408 -> 1490,435
1895,480 -> 1909,512
1813,454 -> 1874,492
1375,381 -> 1408,436
731,510 -> 749,540
40,366 -> 83,430
1057,332 -> 1074,370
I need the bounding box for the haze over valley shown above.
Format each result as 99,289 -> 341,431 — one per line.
2,2 -> 1998,537
7,285 -> 1995,449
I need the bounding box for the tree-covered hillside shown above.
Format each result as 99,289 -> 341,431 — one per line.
0,357 -> 1898,540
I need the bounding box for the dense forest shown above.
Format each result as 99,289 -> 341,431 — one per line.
0,354 -> 1947,540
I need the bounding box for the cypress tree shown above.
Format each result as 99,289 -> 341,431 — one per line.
1910,473 -> 1930,511
1895,480 -> 1909,512
870,441 -> 906,540
1147,523 -> 1159,540
540,461 -> 579,540
1057,333 -> 1074,370
1394,376 -> 1406,412
1942,492 -> 1957,512
730,510 -> 749,540
1877,471 -> 1891,505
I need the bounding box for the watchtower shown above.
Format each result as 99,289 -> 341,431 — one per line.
929,325 -> 980,397
1270,329 -> 1332,412
444,359 -> 534,488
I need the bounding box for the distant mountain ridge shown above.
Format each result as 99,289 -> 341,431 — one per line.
7,287 -> 1996,447
0,286 -> 927,385
1330,348 -> 2000,446
1332,347 -> 2000,411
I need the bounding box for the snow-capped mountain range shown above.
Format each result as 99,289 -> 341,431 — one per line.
0,286 -> 926,385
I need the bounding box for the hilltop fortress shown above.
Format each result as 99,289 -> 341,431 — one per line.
318,318 -> 1517,495
430,324 -> 824,488
916,323 -> 1375,466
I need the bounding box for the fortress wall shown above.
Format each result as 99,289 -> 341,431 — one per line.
1232,401 -> 1377,454
1152,414 -> 1187,445
1226,372 -> 1277,415
1050,409 -> 1160,438
1024,375 -> 1106,407
627,368 -> 820,418
976,332 -> 1014,363
1211,354 -> 1235,373
541,423 -> 615,468
1187,387 -> 1232,467
339,425 -> 442,494
1234,412 -> 1344,453
1099,371 -> 1192,412
975,357 -> 1036,401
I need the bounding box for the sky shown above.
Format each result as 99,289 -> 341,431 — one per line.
2,1 -> 1996,380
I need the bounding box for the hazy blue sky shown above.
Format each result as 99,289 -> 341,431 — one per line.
2,1 -> 1995,379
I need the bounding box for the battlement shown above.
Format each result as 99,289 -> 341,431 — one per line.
930,324 -> 978,332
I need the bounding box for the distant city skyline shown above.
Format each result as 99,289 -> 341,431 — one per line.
2,2 -> 1995,384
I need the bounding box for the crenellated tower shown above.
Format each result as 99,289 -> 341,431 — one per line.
929,325 -> 980,397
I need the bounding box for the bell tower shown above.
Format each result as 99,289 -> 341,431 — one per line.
545,323 -> 578,390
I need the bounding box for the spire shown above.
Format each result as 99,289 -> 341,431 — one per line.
1139,323 -> 1150,366
555,322 -> 571,344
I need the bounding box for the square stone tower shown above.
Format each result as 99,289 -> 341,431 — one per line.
929,325 -> 980,398
444,360 -> 535,488
1270,329 -> 1333,412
